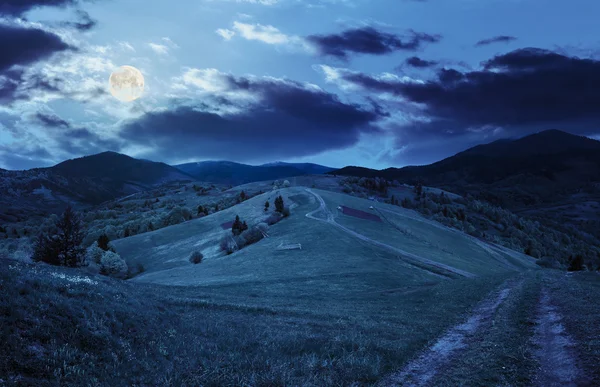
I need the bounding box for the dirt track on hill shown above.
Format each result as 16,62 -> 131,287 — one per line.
532,288 -> 585,387
304,189 -> 476,279
377,279 -> 521,387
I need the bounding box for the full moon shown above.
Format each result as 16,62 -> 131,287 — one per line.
109,65 -> 144,102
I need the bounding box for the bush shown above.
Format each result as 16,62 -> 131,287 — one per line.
86,242 -> 104,264
256,222 -> 269,234
234,234 -> 247,248
162,207 -> 193,227
100,251 -> 128,279
242,227 -> 264,245
282,180 -> 290,188
220,236 -> 237,255
265,213 -> 282,225
536,256 -> 562,269
189,251 -> 203,264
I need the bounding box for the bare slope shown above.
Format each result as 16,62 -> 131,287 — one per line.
113,187 -> 535,296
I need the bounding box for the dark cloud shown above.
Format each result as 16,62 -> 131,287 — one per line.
0,24 -> 72,72
61,10 -> 97,31
32,112 -> 70,128
0,144 -> 54,170
120,77 -> 385,163
0,0 -> 75,16
339,48 -> 600,129
306,27 -> 441,60
404,56 -> 438,68
332,48 -> 600,164
475,35 -> 517,47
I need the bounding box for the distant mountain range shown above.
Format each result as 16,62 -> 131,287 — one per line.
331,129 -> 600,210
0,152 -> 194,222
174,160 -> 334,185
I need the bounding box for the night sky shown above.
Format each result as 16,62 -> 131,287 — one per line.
1,0 -> 600,170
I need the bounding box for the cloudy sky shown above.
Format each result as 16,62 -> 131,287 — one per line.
1,0 -> 600,170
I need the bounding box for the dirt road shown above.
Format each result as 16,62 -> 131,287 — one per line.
377,279 -> 521,387
304,189 -> 476,278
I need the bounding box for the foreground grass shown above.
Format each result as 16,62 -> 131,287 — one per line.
430,273 -> 541,386
0,259 -> 522,386
544,271 -> 600,385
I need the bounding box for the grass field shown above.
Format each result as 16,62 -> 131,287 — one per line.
7,183 -> 589,386
4,258 -> 598,386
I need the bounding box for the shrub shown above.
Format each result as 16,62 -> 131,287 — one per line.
282,180 -> 290,188
233,234 -> 247,249
256,222 -> 269,234
264,201 -> 270,212
189,251 -> 203,264
536,256 -> 562,269
100,251 -> 128,279
242,227 -> 264,245
568,255 -> 585,271
86,242 -> 104,264
220,236 -> 237,255
162,207 -> 193,227
265,213 -> 282,225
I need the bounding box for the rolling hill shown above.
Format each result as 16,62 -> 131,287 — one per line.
332,130 -> 600,206
0,151 -> 194,222
174,160 -> 333,185
112,186 -> 535,288
331,130 -> 600,238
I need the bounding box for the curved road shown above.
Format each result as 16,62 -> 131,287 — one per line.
304,189 -> 476,279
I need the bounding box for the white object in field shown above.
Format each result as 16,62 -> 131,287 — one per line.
337,206 -> 342,210
369,206 -> 374,210
276,243 -> 302,250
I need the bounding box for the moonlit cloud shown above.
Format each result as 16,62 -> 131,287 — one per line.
148,43 -> 169,55
232,21 -> 290,44
216,28 -> 235,40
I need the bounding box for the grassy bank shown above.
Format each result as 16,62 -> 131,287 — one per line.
1,259 -> 519,386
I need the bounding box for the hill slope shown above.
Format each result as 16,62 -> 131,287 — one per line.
331,130 -> 600,238
0,152 -> 194,222
112,187 -> 535,290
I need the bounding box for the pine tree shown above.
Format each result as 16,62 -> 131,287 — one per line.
240,191 -> 246,201
97,233 -> 110,251
232,215 -> 243,236
33,205 -> 85,267
264,201 -> 270,212
275,195 -> 284,213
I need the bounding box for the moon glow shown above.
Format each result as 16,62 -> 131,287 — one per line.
109,65 -> 144,102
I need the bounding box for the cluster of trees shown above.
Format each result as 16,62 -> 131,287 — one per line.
29,206 -> 131,278
232,215 -> 249,236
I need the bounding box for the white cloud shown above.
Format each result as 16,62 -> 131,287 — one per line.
118,41 -> 136,52
225,21 -> 314,53
148,43 -> 169,55
216,28 -> 235,41
161,37 -> 180,49
232,21 -> 289,44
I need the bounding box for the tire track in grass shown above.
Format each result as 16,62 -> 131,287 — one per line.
304,189 -> 475,279
532,288 -> 584,387
377,279 -> 521,387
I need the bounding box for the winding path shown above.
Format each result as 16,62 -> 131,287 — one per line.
304,189 -> 475,279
